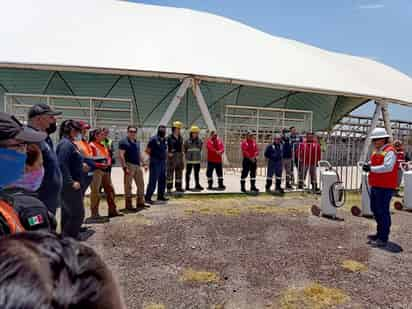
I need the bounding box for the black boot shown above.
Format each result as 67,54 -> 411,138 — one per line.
218,179 -> 226,190
265,179 -> 272,193
298,181 -> 304,190
311,182 -> 319,194
251,180 -> 259,192
186,176 -> 191,191
286,179 -> 293,189
195,183 -> 204,191
208,180 -> 213,190
241,180 -> 247,193
275,179 -> 284,194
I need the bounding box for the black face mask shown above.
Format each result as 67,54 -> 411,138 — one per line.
46,122 -> 57,135
158,130 -> 166,138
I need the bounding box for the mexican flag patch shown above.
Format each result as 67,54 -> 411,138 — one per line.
28,215 -> 44,226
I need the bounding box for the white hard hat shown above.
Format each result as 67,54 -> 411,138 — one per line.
369,127 -> 390,140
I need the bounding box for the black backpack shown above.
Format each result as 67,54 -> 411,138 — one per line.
1,188 -> 56,232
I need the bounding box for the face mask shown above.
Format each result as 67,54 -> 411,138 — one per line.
46,122 -> 57,135
0,148 -> 27,188
74,134 -> 82,142
10,167 -> 45,192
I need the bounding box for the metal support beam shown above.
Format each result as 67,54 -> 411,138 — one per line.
192,79 -> 229,165
192,79 -> 216,132
360,101 -> 382,162
158,78 -> 192,127
380,101 -> 393,141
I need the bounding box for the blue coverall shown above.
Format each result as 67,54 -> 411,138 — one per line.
264,143 -> 283,191
145,135 -> 167,202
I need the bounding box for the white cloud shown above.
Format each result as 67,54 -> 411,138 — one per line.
358,4 -> 385,9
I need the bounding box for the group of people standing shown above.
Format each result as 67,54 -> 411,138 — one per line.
240,127 -> 321,194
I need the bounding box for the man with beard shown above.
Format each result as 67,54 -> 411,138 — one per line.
28,104 -> 63,216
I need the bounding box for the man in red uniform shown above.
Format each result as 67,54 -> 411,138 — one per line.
362,128 -> 398,248
240,131 -> 259,193
296,132 -> 321,192
206,131 -> 226,190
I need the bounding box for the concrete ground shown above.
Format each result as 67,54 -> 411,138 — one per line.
85,192 -> 412,309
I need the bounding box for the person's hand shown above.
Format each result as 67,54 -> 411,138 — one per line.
82,163 -> 90,173
168,153 -> 173,158
123,167 -> 130,175
72,181 -> 81,190
362,164 -> 371,173
144,165 -> 148,172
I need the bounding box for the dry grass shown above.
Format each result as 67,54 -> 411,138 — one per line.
179,268 -> 220,284
341,260 -> 368,272
143,304 -> 165,309
278,283 -> 350,309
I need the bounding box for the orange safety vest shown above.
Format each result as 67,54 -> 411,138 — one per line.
368,144 -> 398,189
75,140 -> 94,157
90,141 -> 112,165
0,200 -> 25,234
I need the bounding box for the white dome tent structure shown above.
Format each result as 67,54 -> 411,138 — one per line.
1,0 -> 412,162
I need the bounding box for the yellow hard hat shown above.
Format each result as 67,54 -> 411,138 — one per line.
172,121 -> 183,129
190,125 -> 200,133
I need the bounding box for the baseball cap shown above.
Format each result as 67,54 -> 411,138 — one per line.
0,113 -> 47,142
28,103 -> 62,119
78,120 -> 91,130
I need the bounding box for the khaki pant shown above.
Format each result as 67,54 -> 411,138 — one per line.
167,152 -> 184,190
90,169 -> 117,216
124,163 -> 145,205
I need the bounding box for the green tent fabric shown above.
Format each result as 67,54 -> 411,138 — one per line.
0,68 -> 367,131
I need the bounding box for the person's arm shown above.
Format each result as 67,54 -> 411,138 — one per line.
264,145 -> 271,159
370,151 -> 397,173
241,141 -> 250,158
219,140 -> 224,154
57,143 -> 77,189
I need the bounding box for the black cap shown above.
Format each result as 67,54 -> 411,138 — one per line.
0,112 -> 47,142
28,103 -> 62,119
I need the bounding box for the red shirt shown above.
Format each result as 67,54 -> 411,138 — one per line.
296,142 -> 321,166
369,145 -> 398,189
241,139 -> 259,159
207,137 -> 224,163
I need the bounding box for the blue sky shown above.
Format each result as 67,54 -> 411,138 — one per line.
131,0 -> 412,120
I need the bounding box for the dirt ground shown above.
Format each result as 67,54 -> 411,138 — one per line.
86,193 -> 412,309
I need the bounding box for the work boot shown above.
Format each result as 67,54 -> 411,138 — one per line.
367,234 -> 378,241
157,195 -> 169,202
218,179 -> 226,190
275,180 -> 285,194
250,180 -> 259,192
125,198 -> 135,211
208,180 -> 213,190
186,177 -> 191,191
241,180 -> 247,193
369,239 -> 388,248
176,186 -> 185,193
312,183 -> 319,194
265,179 -> 272,193
286,181 -> 293,190
195,183 -> 204,191
298,181 -> 304,190
136,196 -> 148,209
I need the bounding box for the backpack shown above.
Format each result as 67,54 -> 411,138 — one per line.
1,189 -> 55,232
0,198 -> 25,236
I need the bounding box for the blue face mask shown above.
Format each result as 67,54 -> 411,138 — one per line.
0,148 -> 27,189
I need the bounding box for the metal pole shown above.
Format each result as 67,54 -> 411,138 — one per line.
158,78 -> 192,128
4,94 -> 7,112
360,101 -> 382,162
89,98 -> 94,128
192,79 -> 229,165
380,101 -> 393,141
